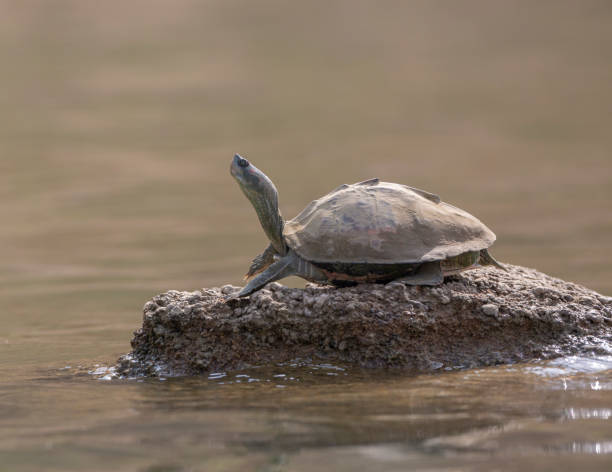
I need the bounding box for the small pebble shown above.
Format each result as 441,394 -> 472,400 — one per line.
143,301 -> 157,312
221,285 -> 239,295
482,303 -> 499,317
586,310 -> 602,323
597,295 -> 612,306
169,305 -> 182,317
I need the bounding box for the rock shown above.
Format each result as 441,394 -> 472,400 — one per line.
481,303 -> 499,317
221,284 -> 239,295
597,295 -> 612,306
116,265 -> 612,378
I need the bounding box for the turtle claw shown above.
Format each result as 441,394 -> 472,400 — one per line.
223,292 -> 249,306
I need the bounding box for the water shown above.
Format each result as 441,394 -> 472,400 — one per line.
2,362 -> 612,471
1,1 -> 611,470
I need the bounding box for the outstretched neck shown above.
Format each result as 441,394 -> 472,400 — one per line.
249,189 -> 286,255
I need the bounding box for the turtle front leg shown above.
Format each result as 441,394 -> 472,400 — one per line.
226,251 -> 328,300
245,244 -> 278,280
227,253 -> 297,300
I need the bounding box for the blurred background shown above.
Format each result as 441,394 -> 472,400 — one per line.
1,0 -> 612,375
1,1 -> 611,470
1,0 -> 611,363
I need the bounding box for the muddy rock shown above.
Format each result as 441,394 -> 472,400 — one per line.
116,265 -> 612,377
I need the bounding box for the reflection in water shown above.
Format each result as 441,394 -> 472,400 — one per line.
107,358 -> 612,458
0,342 -> 612,472
3,358 -> 611,472
564,409 -> 612,420
566,442 -> 612,455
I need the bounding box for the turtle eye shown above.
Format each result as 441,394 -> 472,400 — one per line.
237,156 -> 249,168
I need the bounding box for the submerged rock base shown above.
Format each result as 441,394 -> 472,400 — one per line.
116,265 -> 612,377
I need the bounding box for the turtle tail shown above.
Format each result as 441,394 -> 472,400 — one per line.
479,249 -> 507,271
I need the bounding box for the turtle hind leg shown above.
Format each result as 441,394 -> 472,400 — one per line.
395,261 -> 444,286
479,249 -> 507,271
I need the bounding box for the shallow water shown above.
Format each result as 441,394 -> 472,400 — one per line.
1,1 -> 611,470
2,360 -> 612,471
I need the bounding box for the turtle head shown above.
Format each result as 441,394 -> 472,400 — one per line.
230,154 -> 286,255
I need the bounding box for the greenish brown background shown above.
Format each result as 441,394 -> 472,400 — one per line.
1,0 -> 611,358
1,2 -> 611,470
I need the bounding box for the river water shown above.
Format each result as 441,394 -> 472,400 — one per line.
1,1 -> 611,471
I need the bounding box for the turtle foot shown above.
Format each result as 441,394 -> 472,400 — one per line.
396,262 -> 444,286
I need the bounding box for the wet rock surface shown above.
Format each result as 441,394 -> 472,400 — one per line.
116,265 -> 612,377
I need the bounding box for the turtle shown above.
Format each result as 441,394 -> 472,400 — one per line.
229,153 -> 504,299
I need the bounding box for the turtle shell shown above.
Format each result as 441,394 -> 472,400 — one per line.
283,179 -> 495,264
